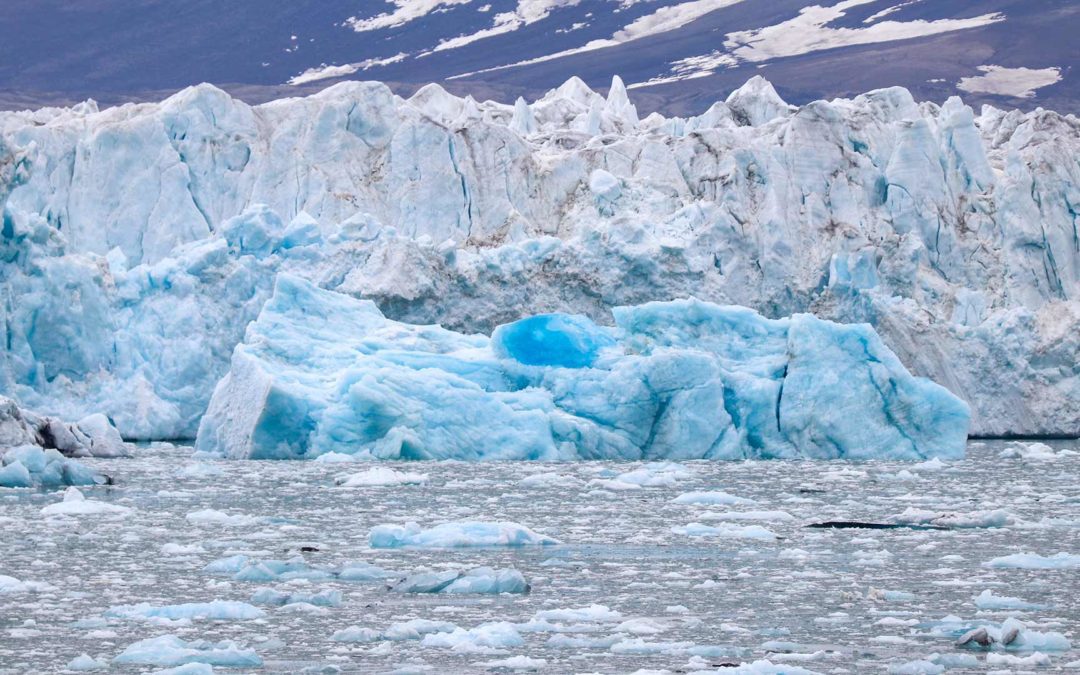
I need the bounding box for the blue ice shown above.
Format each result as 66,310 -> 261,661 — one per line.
195,275 -> 971,461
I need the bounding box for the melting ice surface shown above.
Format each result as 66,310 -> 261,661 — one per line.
195,275 -> 969,461
0,440 -> 1077,673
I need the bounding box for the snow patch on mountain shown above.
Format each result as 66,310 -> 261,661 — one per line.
957,65 -> 1063,99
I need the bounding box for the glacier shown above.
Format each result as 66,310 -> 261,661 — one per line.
0,76 -> 1077,440
194,274 -> 968,461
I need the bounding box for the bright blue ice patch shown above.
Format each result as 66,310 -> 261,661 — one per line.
491,314 -> 615,368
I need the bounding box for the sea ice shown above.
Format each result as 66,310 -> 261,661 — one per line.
369,521 -> 559,548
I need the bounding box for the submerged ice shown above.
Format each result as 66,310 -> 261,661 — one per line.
195,275 -> 968,461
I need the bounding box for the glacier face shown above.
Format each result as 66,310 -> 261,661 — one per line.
193,275 -> 969,461
0,76 -> 1077,439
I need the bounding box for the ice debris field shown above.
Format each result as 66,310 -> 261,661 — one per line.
1,441 -> 1079,673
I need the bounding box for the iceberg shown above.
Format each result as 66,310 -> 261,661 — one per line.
0,445 -> 106,489
0,79 -> 1076,441
195,275 -> 968,461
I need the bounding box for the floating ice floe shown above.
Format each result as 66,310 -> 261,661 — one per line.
476,655 -> 547,671
672,523 -> 779,540
333,618 -> 459,643
892,508 -> 1014,529
202,554 -> 391,583
926,616 -> 1071,651
65,654 -> 109,671
195,276 -> 969,461
387,567 -> 529,594
420,621 -> 525,654
0,446 -> 106,489
249,587 -> 342,607
517,472 -> 584,489
672,491 -> 756,506
184,509 -> 261,527
105,601 -> 266,622
0,574 -> 54,594
334,466 -> 429,487
369,521 -> 560,548
983,552 -> 1080,569
40,487 -> 130,517
974,589 -> 1045,611
112,634 -> 262,667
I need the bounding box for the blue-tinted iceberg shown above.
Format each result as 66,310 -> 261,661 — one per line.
195,275 -> 969,460
0,446 -> 107,489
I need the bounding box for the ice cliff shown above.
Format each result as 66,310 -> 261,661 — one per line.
0,76 -> 1076,439
194,275 -> 968,461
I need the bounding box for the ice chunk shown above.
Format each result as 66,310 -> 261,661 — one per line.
335,467 -> 428,487
369,521 -> 559,548
387,567 -> 528,594
112,635 -> 262,667
384,619 -> 459,641
249,587 -> 341,607
672,523 -> 779,540
105,601 -> 266,621
974,589 -> 1044,611
893,508 -> 1014,529
477,655 -> 547,670
152,665 -> 216,675
0,574 -> 54,594
984,552 -> 1080,569
196,278 -> 968,461
66,654 -> 108,671
420,621 -> 525,653
40,487 -> 130,517
672,491 -> 755,506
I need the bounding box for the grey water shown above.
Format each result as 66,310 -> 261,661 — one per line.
1,440 -> 1078,673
